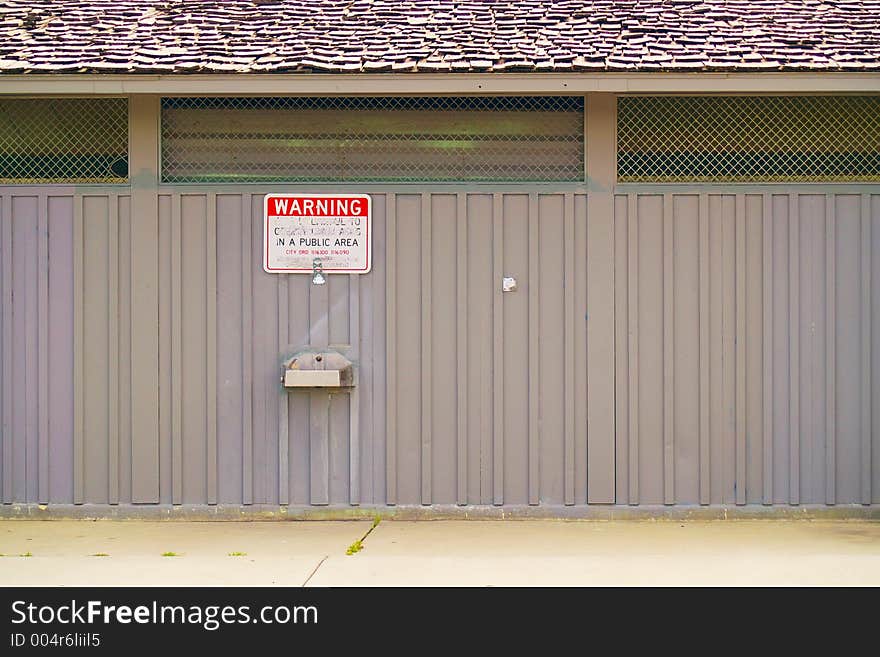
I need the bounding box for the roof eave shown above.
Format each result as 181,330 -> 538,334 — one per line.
1,71 -> 879,95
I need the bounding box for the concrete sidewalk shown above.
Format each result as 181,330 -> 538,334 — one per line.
1,519 -> 878,586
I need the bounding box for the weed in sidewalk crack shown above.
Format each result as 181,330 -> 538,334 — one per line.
345,515 -> 382,556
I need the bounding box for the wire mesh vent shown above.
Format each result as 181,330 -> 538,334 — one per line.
618,96 -> 880,183
161,97 -> 584,183
0,98 -> 128,184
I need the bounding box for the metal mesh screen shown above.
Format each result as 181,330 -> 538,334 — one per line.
161,97 -> 584,183
618,96 -> 880,183
0,98 -> 128,184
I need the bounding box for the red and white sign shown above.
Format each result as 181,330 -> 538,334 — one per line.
263,194 -> 371,274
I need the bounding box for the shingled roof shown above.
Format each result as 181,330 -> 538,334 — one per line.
1,0 -> 879,74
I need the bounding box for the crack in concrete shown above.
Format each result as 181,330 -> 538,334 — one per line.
301,555 -> 328,587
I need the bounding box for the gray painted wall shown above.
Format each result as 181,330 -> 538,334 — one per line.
1,186 -> 878,507
0,91 -> 878,510
614,190 -> 880,505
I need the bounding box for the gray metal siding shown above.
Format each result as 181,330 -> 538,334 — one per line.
2,191 -> 78,503
1,185 -> 878,508
614,190 -> 880,505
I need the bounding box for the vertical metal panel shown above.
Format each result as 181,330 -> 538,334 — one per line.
180,194 -> 208,503
206,196 -> 218,505
355,195 -> 377,505
72,195 -> 83,504
215,194 -> 243,504
502,194 -> 529,505
37,195 -> 48,504
287,230 -> 312,506
872,194 -> 880,504
374,196 -> 388,504
563,193 -> 575,506
304,272 -> 330,505
421,194 -> 433,505
789,193 -> 800,504
277,228 -> 290,505
241,194 -> 253,505
835,194 -> 863,503
328,390 -> 350,504
538,194 -> 565,504
118,196 -> 132,504
368,193 -> 387,505
128,96 -> 160,503
82,195 -> 109,503
466,194 -> 492,504
799,196 -> 814,502
735,195 -> 747,505
158,194 -> 172,503
385,193 -> 397,505
861,194 -> 872,505
627,194 -> 639,505
745,195 -> 765,504
708,195 -> 725,504
252,194 -> 279,504
637,194 -> 663,504
456,194 -> 468,505
662,194 -> 674,504
328,273 -> 350,346
348,274 -> 359,506
1,194 -> 11,503
699,194 -> 711,505
11,196 -> 38,502
614,195 -> 630,504
170,194 -> 183,504
394,194 -> 421,504
527,193 -> 540,505
47,196 -> 74,503
493,194 -> 504,505
762,194 -> 774,505
574,194 -> 589,505
309,390 -> 329,505
107,195 -> 119,505
824,192 -> 837,504
584,93 -> 617,504
800,195 -> 825,503
721,195 -> 736,505
772,194 -> 791,503
429,194 -> 457,505
672,195 -> 699,504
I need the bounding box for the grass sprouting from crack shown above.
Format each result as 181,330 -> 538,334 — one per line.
161,551 -> 180,557
345,514 -> 383,556
228,551 -> 247,557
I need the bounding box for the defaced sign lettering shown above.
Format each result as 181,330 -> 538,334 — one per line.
263,193 -> 371,274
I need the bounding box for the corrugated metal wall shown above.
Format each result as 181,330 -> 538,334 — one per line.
1,90 -> 879,510
2,187 -> 878,507
160,189 -> 591,506
614,191 -> 880,505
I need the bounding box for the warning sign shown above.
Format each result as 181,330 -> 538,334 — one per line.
263,194 -> 371,274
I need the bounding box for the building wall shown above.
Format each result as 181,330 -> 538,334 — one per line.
614,189 -> 880,505
0,93 -> 878,509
